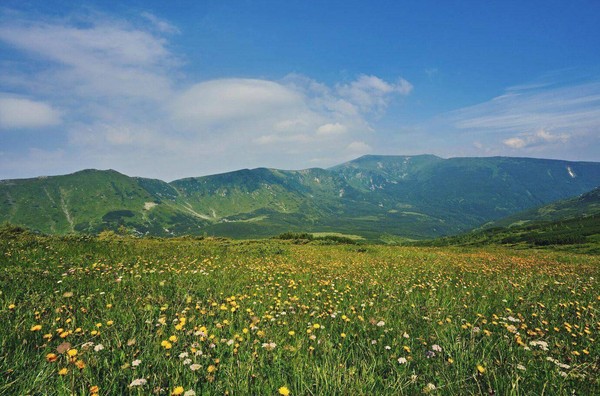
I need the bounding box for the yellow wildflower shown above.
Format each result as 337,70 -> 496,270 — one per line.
279,386 -> 291,395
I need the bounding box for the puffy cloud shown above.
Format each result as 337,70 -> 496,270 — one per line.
170,79 -> 307,129
316,123 -> 347,136
0,96 -> 61,129
503,129 -> 570,149
347,141 -> 371,153
502,137 -> 527,149
336,75 -> 413,114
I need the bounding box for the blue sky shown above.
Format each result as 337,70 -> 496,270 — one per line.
1,1 -> 600,180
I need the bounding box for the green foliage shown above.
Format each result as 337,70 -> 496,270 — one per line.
275,232 -> 357,245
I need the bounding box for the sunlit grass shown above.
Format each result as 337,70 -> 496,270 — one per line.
1,234 -> 598,395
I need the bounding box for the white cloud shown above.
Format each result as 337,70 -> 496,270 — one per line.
347,141 -> 371,153
170,79 -> 307,129
503,129 -> 570,150
0,17 -> 176,100
316,123 -> 347,136
450,81 -> 600,133
0,96 -> 61,129
141,12 -> 180,34
0,11 -> 413,180
336,75 -> 413,114
503,137 -> 527,149
422,77 -> 600,158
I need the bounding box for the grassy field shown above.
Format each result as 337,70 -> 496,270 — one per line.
1,231 -> 598,395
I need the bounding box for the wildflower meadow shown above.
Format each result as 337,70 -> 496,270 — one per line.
1,232 -> 598,395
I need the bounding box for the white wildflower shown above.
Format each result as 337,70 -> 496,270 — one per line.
129,378 -> 147,387
262,342 -> 277,351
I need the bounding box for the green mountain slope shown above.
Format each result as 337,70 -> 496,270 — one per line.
422,187 -> 600,250
1,155 -> 600,239
0,169 -> 207,236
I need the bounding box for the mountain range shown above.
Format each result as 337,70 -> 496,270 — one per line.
1,155 -> 600,241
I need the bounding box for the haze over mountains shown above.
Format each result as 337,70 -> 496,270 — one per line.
2,155 -> 600,241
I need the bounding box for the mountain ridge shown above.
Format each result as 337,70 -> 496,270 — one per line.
2,155 -> 600,240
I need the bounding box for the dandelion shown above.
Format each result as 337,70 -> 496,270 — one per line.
288,331 -> 295,336
129,378 -> 147,387
90,385 -> 99,394
30,324 -> 42,332
8,304 -> 16,310
279,386 -> 291,395
477,365 -> 486,374
58,368 -> 68,376
75,359 -> 86,369
46,353 -> 58,362
207,365 -> 216,373
172,386 -> 185,395
67,349 -> 78,358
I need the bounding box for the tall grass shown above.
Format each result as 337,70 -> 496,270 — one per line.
1,233 -> 598,395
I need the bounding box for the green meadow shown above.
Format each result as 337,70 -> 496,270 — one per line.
1,230 -> 598,395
